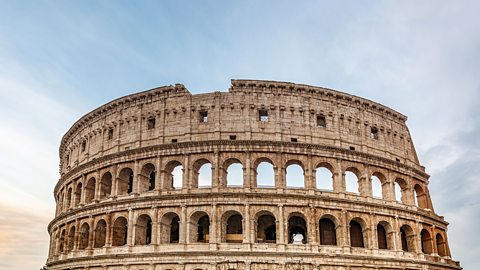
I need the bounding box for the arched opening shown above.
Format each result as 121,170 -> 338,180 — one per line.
112,217 -> 128,246
100,172 -> 112,199
316,165 -> 333,191
85,177 -> 96,203
134,214 -> 152,245
94,219 -> 107,248
193,159 -> 212,188
414,184 -> 428,209
139,163 -> 156,193
74,183 -> 82,206
371,175 -> 383,198
349,220 -> 364,248
288,214 -> 307,244
319,217 -> 337,245
225,159 -> 243,187
436,233 -> 447,257
190,212 -> 210,243
394,182 -> 402,202
160,212 -> 180,243
377,224 -> 387,249
57,192 -> 64,213
395,178 -> 407,203
256,213 -> 276,243
421,229 -> 433,254
118,168 -> 134,195
58,229 -> 66,253
164,160 -> 183,189
65,188 -> 72,209
255,159 -> 275,187
78,223 -> 89,250
400,225 -> 415,252
67,226 -> 75,252
225,213 -> 243,243
345,169 -> 360,194
286,161 -> 304,188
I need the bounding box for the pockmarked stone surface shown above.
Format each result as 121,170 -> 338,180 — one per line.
46,79 -> 461,270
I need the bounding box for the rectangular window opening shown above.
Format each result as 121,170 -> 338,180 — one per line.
199,111 -> 208,123
370,127 -> 379,140
147,118 -> 156,130
291,138 -> 298,143
229,135 -> 237,140
349,146 -> 355,151
171,139 -> 178,143
107,128 -> 114,140
81,141 -> 86,152
259,109 -> 269,122
317,115 -> 326,128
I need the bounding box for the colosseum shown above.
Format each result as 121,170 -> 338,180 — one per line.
46,79 -> 461,270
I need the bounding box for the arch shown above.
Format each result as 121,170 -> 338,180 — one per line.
118,168 -> 134,195
288,213 -> 307,244
345,168 -> 360,194
319,217 -> 337,246
134,214 -> 152,245
78,223 -> 89,250
421,229 -> 433,254
316,165 -> 334,191
165,160 -> 183,189
371,175 -> 383,198
94,219 -> 107,248
190,211 -> 210,243
221,210 -> 243,243
58,229 -> 66,253
85,177 -> 96,203
193,158 -> 212,188
400,224 -> 415,252
255,158 -> 275,188
225,159 -> 243,187
139,163 -> 156,193
160,212 -> 180,243
349,219 -> 365,248
286,161 -> 304,188
377,223 -> 388,249
112,216 -> 128,246
255,211 -> 276,243
74,182 -> 82,207
414,184 -> 428,209
395,178 -> 408,203
67,226 -> 75,252
100,172 -> 112,199
57,192 -> 64,213
65,187 -> 73,209
436,233 -> 447,257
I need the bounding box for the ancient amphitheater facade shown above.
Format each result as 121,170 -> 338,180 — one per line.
46,80 -> 460,270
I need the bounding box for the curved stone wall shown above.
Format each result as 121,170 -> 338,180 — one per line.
46,80 -> 460,270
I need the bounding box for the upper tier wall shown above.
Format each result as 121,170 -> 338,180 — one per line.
59,80 -> 422,175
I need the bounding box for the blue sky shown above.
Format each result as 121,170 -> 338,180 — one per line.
0,1 -> 479,269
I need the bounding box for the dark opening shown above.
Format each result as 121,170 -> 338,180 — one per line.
226,214 -> 243,243
171,139 -> 178,143
170,216 -> 180,243
147,118 -> 156,129
317,115 -> 326,128
396,158 -> 401,162
319,218 -> 337,245
229,135 -> 237,140
199,111 -> 208,123
288,216 -> 307,244
197,215 -> 210,243
257,214 -> 276,243
370,127 -> 379,139
291,138 -> 298,143
127,171 -> 134,194
259,109 -> 269,122
400,227 -> 408,251
146,219 -> 152,245
149,171 -> 156,191
81,141 -> 86,152
108,128 -> 114,140
349,146 -> 356,151
349,220 -> 364,248
377,224 -> 388,249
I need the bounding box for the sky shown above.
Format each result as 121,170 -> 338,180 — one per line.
0,0 -> 479,269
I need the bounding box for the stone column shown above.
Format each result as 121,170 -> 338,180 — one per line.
244,204 -> 251,243
155,156 -> 162,192
278,204 -> 285,245
212,150 -> 219,190
127,209 -> 134,246
179,205 -> 187,244
80,174 -> 87,205
183,155 -> 190,191
105,213 -> 112,247
245,152 -> 252,188
133,159 -> 140,194
151,207 -> 159,245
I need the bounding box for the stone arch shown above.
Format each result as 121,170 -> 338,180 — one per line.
288,212 -> 307,244
319,215 -> 338,246
221,210 -> 243,243
400,224 -> 416,252
160,212 -> 180,244
421,229 -> 433,254
345,167 -> 361,194
315,162 -> 334,191
94,219 -> 107,248
192,158 -> 212,188
189,211 -> 210,243
117,167 -> 134,195
100,172 -> 112,199
139,163 -> 156,193
67,225 -> 75,252
436,232 -> 447,257
65,187 -> 73,209
377,221 -> 393,250
112,216 -> 128,246
254,157 -> 275,188
74,182 -> 82,207
164,160 -> 183,189
349,217 -> 367,248
395,178 -> 408,203
254,210 -> 276,243
58,229 -> 66,253
285,160 -> 305,188
224,158 -> 243,187
371,172 -> 386,199
84,177 -> 96,203
414,184 -> 428,209
134,214 -> 153,245
78,222 -> 89,250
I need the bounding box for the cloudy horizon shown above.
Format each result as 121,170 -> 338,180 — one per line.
0,1 -> 479,269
